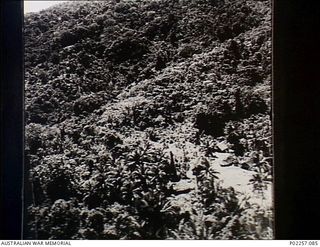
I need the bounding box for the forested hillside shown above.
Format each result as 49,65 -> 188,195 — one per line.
25,0 -> 272,239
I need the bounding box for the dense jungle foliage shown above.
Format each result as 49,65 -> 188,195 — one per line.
25,0 -> 272,239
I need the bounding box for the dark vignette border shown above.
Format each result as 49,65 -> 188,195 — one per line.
0,0 -> 24,240
273,0 -> 320,240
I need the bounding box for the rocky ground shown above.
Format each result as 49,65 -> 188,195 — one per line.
25,0 -> 272,239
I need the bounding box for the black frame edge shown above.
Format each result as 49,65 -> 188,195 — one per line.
0,0 -> 24,240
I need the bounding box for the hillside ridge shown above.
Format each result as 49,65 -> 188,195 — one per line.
25,0 -> 272,240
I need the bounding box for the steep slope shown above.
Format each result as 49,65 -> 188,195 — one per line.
25,0 -> 272,240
